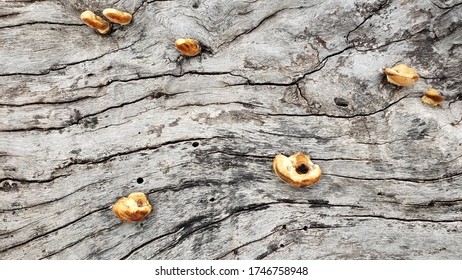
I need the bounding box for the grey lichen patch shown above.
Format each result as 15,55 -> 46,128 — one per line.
81,117 -> 99,129
168,117 -> 181,127
0,181 -> 20,192
147,124 -> 165,137
68,109 -> 82,125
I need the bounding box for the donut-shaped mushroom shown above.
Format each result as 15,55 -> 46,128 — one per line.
112,192 -> 152,222
384,64 -> 419,86
273,153 -> 322,187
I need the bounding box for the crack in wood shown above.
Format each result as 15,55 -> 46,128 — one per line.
0,21 -> 84,30
147,203 -> 277,259
216,8 -> 290,50
39,222 -> 121,260
346,0 -> 390,45
338,214 -> 462,224
0,95 -> 98,108
120,203 -> 284,259
325,172 -> 462,183
175,101 -> 268,110
215,229 -> 282,260
121,200 -> 361,259
432,1 -> 462,11
0,174 -> 68,187
49,136 -> 226,175
0,178 -> 112,213
257,93 -> 410,119
0,206 -> 109,254
0,35 -> 141,77
0,90 -> 186,132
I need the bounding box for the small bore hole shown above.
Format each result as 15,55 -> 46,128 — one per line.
209,197 -> 216,202
303,226 -> 308,231
137,177 -> 144,184
295,164 -> 309,174
192,142 -> 199,147
280,243 -> 285,248
282,225 -> 287,230
334,97 -> 349,107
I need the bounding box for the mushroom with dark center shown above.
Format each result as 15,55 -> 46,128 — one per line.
273,152 -> 322,187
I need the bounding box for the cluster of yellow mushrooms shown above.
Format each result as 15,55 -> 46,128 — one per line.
81,8 -> 133,34
384,64 -> 445,106
80,10 -> 446,222
80,9 -> 201,57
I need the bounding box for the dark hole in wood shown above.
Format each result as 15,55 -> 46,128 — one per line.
334,97 -> 349,107
280,243 -> 285,248
192,142 -> 199,147
303,226 -> 308,231
282,225 -> 287,230
137,177 -> 144,184
296,164 -> 309,174
209,197 -> 215,202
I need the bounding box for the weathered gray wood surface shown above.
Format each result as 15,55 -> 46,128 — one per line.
1,0 -> 461,259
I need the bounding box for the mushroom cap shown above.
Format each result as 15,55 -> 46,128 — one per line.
421,88 -> 444,106
384,64 -> 419,86
273,153 -> 322,187
112,192 -> 152,222
80,10 -> 111,34
175,38 -> 202,57
103,8 -> 133,25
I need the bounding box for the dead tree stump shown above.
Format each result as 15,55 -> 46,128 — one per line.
1,0 -> 461,259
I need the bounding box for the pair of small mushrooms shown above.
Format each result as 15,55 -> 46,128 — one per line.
384,64 -> 445,106
81,9 -> 132,34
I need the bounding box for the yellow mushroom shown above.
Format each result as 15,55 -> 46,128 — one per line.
421,88 -> 444,107
273,153 -> 322,187
103,8 -> 133,25
112,192 -> 152,222
80,10 -> 111,35
384,64 -> 419,86
175,38 -> 202,57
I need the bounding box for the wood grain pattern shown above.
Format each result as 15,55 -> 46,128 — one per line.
1,0 -> 461,259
